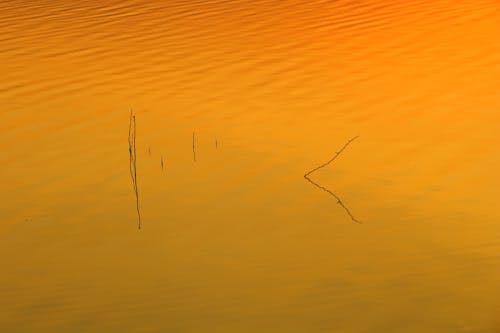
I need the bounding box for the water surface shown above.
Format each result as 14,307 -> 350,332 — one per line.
1,1 -> 499,332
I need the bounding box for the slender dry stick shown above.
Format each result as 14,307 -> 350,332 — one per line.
128,110 -> 138,196
161,155 -> 164,171
305,136 -> 359,177
128,110 -> 141,230
304,136 -> 361,223
215,138 -> 218,149
128,111 -> 135,191
304,175 -> 361,224
192,131 -> 196,162
133,115 -> 141,229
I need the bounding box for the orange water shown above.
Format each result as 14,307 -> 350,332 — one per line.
1,1 -> 499,332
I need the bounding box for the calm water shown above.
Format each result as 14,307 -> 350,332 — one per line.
1,1 -> 500,332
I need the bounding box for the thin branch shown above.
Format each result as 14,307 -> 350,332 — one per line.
133,115 -> 141,229
128,110 -> 135,193
304,136 -> 361,224
304,136 -> 359,177
304,175 -> 361,223
128,110 -> 142,230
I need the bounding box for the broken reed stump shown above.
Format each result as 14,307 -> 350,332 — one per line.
304,136 -> 361,224
128,110 -> 142,230
192,131 -> 196,162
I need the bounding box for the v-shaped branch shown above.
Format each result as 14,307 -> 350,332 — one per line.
304,136 -> 361,224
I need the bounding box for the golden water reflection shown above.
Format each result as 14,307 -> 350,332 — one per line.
1,1 -> 499,331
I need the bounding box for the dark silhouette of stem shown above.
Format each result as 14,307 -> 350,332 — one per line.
192,131 -> 196,162
305,136 -> 359,177
304,136 -> 361,224
161,155 -> 164,171
128,110 -> 142,230
304,175 -> 361,224
128,111 -> 135,190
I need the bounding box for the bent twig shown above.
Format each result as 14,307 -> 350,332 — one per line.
304,136 -> 361,223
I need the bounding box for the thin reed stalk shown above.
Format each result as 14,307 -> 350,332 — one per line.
192,131 -> 196,162
128,110 -> 142,229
